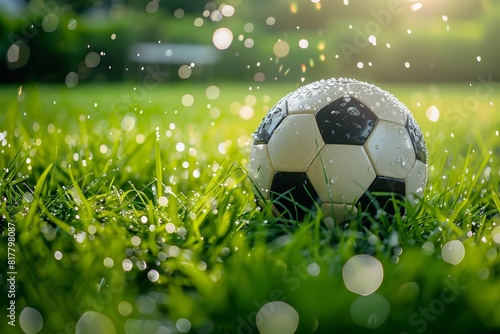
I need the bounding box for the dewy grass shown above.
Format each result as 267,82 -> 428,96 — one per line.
0,82 -> 499,333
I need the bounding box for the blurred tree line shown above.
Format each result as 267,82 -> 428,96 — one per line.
1,0 -> 499,83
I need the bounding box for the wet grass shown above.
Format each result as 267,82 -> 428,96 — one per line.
0,81 -> 499,333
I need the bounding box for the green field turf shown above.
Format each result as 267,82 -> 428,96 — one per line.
0,80 -> 499,334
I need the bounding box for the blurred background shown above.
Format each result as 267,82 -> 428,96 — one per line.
1,0 -> 499,85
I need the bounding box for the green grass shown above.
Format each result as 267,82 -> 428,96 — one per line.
0,81 -> 499,334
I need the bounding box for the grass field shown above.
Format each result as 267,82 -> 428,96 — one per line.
1,80 -> 499,334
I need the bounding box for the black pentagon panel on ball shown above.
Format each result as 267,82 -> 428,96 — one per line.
405,116 -> 427,164
270,172 -> 321,221
253,98 -> 289,145
315,95 -> 378,145
356,176 -> 406,218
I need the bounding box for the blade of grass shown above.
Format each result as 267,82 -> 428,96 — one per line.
21,163 -> 53,243
492,192 -> 500,213
67,167 -> 94,221
155,140 -> 163,204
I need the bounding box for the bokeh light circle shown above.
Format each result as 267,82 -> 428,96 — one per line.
273,40 -> 290,58
350,294 -> 390,329
76,311 -> 116,334
256,301 -> 299,334
442,240 -> 465,265
342,254 -> 384,296
213,28 -> 233,50
19,307 -> 43,334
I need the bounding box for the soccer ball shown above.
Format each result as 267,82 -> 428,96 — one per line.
248,78 -> 427,223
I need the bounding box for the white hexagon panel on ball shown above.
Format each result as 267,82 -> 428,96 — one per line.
364,120 -> 416,180
268,114 -> 325,172
346,81 -> 408,126
321,203 -> 358,227
405,160 -> 427,205
287,79 -> 347,114
307,144 -> 376,204
247,144 -> 275,200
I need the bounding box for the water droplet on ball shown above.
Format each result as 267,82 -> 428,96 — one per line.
347,106 -> 360,116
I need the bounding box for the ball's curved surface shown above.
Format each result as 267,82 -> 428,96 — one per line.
248,78 -> 428,223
